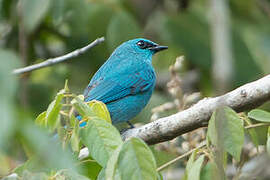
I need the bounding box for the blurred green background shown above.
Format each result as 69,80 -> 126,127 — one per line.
1,0 -> 269,119
1,0 -> 270,178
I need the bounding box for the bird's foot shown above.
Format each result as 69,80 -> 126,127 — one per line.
127,121 -> 135,128
120,121 -> 135,134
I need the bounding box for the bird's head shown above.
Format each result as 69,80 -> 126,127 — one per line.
116,38 -> 168,58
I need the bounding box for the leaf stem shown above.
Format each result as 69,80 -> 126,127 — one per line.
60,111 -> 69,117
76,159 -> 97,166
157,142 -> 206,172
245,123 -> 270,129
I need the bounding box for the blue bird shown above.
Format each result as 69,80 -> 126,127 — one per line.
82,38 -> 167,126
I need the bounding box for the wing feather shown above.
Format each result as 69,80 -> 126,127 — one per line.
83,69 -> 155,103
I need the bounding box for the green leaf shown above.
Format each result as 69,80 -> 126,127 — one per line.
188,155 -> 205,180
207,111 -> 218,146
72,96 -> 95,118
73,98 -> 111,124
222,107 -> 244,161
35,111 -> 46,128
97,167 -> 106,180
80,117 -> 123,167
245,118 -> 259,148
105,145 -> 122,179
267,127 -> 270,156
45,92 -> 64,131
183,151 -> 197,180
253,126 -> 268,145
87,100 -> 111,123
21,0 -> 51,33
78,157 -> 102,180
70,125 -> 80,153
105,138 -> 157,180
207,107 -> 244,161
19,122 -> 77,171
248,109 -> 270,122
157,172 -> 163,180
200,161 -> 219,180
186,151 -> 197,173
13,156 -> 53,176
70,114 -> 77,128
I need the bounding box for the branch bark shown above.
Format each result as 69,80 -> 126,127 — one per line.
122,75 -> 270,144
12,37 -> 105,75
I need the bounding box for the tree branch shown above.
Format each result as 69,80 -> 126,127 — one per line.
79,75 -> 270,159
122,75 -> 270,145
12,37 -> 105,75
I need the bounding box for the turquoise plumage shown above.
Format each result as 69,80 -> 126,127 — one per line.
82,38 -> 167,125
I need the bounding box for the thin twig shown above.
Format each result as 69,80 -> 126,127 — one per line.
17,1 -> 29,106
245,123 -> 270,129
12,37 -> 105,75
60,111 -> 69,117
62,104 -> 72,106
157,142 -> 206,172
76,159 -> 96,166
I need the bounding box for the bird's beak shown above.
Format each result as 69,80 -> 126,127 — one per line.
148,45 -> 168,53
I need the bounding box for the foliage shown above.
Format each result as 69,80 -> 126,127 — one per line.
181,107 -> 270,180
1,74 -> 270,179
0,81 -> 158,179
1,0 -> 270,179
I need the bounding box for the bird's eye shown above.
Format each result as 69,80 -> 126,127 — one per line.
136,40 -> 147,49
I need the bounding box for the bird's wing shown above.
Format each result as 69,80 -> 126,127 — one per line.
83,69 -> 155,103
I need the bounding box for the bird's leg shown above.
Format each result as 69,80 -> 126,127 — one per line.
120,121 -> 135,134
127,121 -> 135,128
